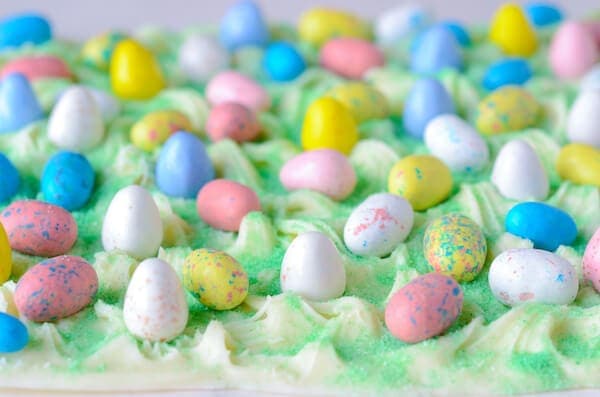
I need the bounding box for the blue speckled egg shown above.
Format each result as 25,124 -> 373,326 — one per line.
483,58 -> 532,91
526,3 -> 563,27
0,153 -> 19,202
0,312 -> 28,353
219,0 -> 269,51
403,78 -> 455,139
263,42 -> 306,82
0,13 -> 51,50
0,73 -> 44,133
42,151 -> 95,211
440,21 -> 471,46
411,25 -> 462,75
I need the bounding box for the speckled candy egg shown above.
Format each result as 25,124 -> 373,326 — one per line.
263,41 -> 306,82
205,102 -> 260,143
489,4 -> 537,56
549,21 -> 598,80
423,214 -> 487,282
219,0 -> 269,51
489,248 -> 578,306
567,90 -> 600,148
130,110 -> 193,152
205,70 -> 270,112
385,273 -> 463,343
14,255 -> 98,322
0,312 -> 28,353
183,249 -> 249,310
298,8 -> 370,47
324,82 -> 390,123
0,55 -> 71,81
476,86 -> 540,135
556,143 -> 600,187
403,78 -> 455,139
482,58 -> 532,91
179,35 -> 229,83
81,31 -> 127,70
0,222 -> 12,284
320,38 -> 385,79
0,13 -> 52,50
0,73 -> 44,134
583,227 -> 600,293
42,151 -> 95,211
1,200 -> 77,257
0,153 -> 19,202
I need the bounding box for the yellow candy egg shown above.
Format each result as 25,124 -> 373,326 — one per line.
110,39 -> 166,100
556,143 -> 600,187
475,86 -> 540,135
324,82 -> 390,123
301,97 -> 359,154
490,3 -> 538,56
81,31 -> 127,70
423,214 -> 487,282
130,110 -> 193,152
388,155 -> 453,211
298,8 -> 371,47
182,249 -> 249,310
0,222 -> 11,284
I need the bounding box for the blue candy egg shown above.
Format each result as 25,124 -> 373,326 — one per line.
483,58 -> 532,91
0,13 -> 51,50
219,0 -> 269,51
403,78 -> 455,139
0,153 -> 19,202
41,151 -> 95,211
0,73 -> 44,134
156,131 -> 215,198
505,202 -> 577,251
0,312 -> 28,353
526,3 -> 563,27
263,42 -> 306,82
440,21 -> 471,47
411,25 -> 462,75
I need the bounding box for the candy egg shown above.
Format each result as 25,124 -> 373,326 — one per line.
183,249 -> 248,310
0,13 -> 51,50
1,200 -> 77,257
124,258 -> 188,341
298,7 -> 370,47
424,114 -> 489,172
179,35 -> 229,83
583,227 -> 600,293
411,25 -> 462,75
48,86 -> 105,151
566,90 -> 600,148
205,102 -> 260,143
581,64 -> 600,91
263,42 -> 306,82
475,86 -> 540,135
0,222 -> 12,284
219,0 -> 269,51
343,193 -> 414,257
206,70 -> 271,112
491,139 -> 548,200
0,55 -> 71,81
324,82 -> 390,123
385,273 -> 463,343
526,3 -> 563,27
388,155 -> 453,211
490,4 -> 537,56
301,97 -> 359,154
556,143 -> 600,187
489,248 -> 578,306
403,78 -> 454,139
102,185 -> 163,259
375,4 -> 432,46
441,21 -> 471,47
0,73 -> 43,134
0,312 -> 28,353
320,38 -> 385,79
130,110 -> 193,152
505,202 -> 577,251
41,151 -> 95,211
81,31 -> 127,70
156,131 -> 214,198
280,149 -> 356,200
549,21 -> 598,80
482,58 -> 532,91
110,38 -> 166,100
0,153 -> 19,202
14,255 -> 98,322
85,87 -> 121,122
281,231 -> 346,301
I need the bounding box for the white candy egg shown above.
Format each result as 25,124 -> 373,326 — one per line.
566,90 -> 600,148
581,64 -> 600,91
375,4 -> 432,46
86,87 -> 121,122
124,258 -> 188,342
178,35 -> 229,83
424,114 -> 489,172
102,185 -> 163,259
489,248 -> 578,306
281,231 -> 346,301
491,139 -> 548,200
343,193 -> 413,257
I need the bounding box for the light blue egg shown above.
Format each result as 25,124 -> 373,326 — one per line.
0,13 -> 51,50
403,78 -> 455,139
0,312 -> 28,353
156,131 -> 214,198
42,151 -> 95,211
526,3 -> 563,27
0,73 -> 44,134
0,153 -> 19,202
483,58 -> 532,91
411,25 -> 462,75
440,21 -> 471,47
219,0 -> 269,51
263,42 -> 306,82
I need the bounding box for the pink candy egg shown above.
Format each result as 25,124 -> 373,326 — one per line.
549,21 -> 598,79
196,179 -> 261,232
205,70 -> 271,112
1,200 -> 78,257
320,38 -> 385,79
205,101 -> 260,143
0,55 -> 72,81
385,273 -> 463,343
279,149 -> 357,200
583,228 -> 600,293
584,21 -> 600,47
14,255 -> 98,322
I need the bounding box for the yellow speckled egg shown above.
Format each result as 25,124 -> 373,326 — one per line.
388,155 -> 452,211
182,249 -> 249,310
557,143 -> 600,187
301,97 -> 359,154
130,110 -> 193,152
81,31 -> 127,70
298,8 -> 371,47
324,82 -> 390,123
475,86 -> 540,135
423,213 -> 487,282
0,222 -> 11,284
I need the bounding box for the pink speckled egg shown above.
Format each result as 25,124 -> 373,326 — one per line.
205,101 -> 260,143
205,70 -> 270,112
385,273 -> 463,343
279,149 -> 356,200
14,255 -> 98,322
320,38 -> 385,79
583,227 -> 600,293
196,179 -> 261,232
1,200 -> 78,257
549,21 -> 598,79
0,55 -> 72,81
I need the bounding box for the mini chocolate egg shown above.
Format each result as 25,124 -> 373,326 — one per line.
81,31 -> 126,70
130,110 -> 193,152
556,143 -> 600,187
301,97 -> 358,154
124,258 -> 188,341
475,86 -> 540,135
0,312 -> 28,353
280,149 -> 356,201
424,114 -> 489,172
403,78 -> 454,139
0,73 -> 44,134
482,58 -> 532,91
324,82 -> 390,123
263,41 -> 306,82
343,193 -> 414,257
526,3 -> 563,27
0,153 -> 19,202
205,70 -> 270,112
489,4 -> 537,56
1,200 -> 77,257
549,21 -> 598,80
42,151 -> 95,211
411,25 -> 462,75
0,221 -> 12,284
583,227 -> 600,293
385,273 -> 463,343
183,249 -> 248,310
178,35 -> 229,83
375,4 -> 432,46
320,38 -> 385,79
298,7 -> 370,47
0,55 -> 71,81
567,90 -> 600,148
491,139 -> 548,200
441,21 -> 471,47
219,0 -> 269,51
102,185 -> 163,259
48,86 -> 104,151
0,13 -> 51,50
281,231 -> 346,301
489,248 -> 578,306
205,102 -> 260,143
14,255 -> 98,322
423,213 -> 487,282
388,155 -> 453,211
